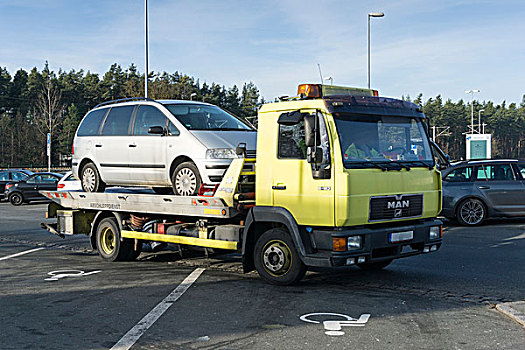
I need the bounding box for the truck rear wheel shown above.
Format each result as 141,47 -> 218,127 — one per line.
253,228 -> 306,285
96,217 -> 132,261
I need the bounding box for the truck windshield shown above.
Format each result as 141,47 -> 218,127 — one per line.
163,104 -> 254,131
333,113 -> 434,169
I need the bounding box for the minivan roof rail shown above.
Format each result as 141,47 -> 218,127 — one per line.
94,97 -> 156,109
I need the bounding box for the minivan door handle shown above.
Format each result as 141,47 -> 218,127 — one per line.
272,185 -> 287,190
95,144 -> 102,148
129,144 -> 137,148
478,186 -> 490,189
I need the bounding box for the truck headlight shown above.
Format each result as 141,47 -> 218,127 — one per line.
206,148 -> 237,159
347,236 -> 362,250
429,226 -> 441,240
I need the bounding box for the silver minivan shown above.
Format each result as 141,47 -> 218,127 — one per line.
72,98 -> 256,195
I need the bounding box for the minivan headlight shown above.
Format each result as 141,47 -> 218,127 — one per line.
206,148 -> 237,159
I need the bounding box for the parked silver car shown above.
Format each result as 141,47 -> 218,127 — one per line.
72,98 -> 256,195
441,159 -> 525,225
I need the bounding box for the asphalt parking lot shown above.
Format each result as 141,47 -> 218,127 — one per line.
0,201 -> 524,349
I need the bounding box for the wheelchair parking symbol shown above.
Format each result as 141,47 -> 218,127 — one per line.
45,269 -> 101,281
299,312 -> 371,336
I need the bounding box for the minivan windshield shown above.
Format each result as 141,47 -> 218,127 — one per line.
333,113 -> 434,169
163,104 -> 254,131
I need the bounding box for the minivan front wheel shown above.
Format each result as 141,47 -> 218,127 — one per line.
172,162 -> 202,196
81,162 -> 106,193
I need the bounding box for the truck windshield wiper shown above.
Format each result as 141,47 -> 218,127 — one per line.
390,161 -> 411,171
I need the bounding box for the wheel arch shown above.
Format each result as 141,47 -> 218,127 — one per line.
241,206 -> 310,273
78,158 -> 105,182
169,155 -> 194,178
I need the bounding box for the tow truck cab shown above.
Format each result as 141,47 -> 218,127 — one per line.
252,84 -> 442,268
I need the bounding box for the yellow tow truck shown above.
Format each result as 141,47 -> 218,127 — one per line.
42,83 -> 443,285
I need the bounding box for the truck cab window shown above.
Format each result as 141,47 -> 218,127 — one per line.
278,120 -> 306,159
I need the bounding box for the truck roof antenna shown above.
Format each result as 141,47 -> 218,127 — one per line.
317,64 -> 324,85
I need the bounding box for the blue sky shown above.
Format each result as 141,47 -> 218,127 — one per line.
1,0 -> 524,104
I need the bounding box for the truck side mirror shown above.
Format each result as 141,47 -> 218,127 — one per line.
148,126 -> 166,135
304,115 -> 320,147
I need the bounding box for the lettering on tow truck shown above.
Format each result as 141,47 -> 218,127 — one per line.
387,200 -> 410,209
89,203 -> 121,210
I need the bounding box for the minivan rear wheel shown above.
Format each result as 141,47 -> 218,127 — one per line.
81,162 -> 106,193
172,162 -> 202,196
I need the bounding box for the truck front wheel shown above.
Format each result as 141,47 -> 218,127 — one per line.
253,228 -> 306,285
96,217 -> 132,261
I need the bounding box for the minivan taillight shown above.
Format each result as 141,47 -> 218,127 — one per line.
72,143 -> 74,155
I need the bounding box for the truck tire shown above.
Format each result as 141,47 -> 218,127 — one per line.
357,259 -> 393,271
456,198 -> 486,226
253,228 -> 306,285
171,162 -> 202,196
9,192 -> 24,206
96,217 -> 132,261
81,162 -> 106,193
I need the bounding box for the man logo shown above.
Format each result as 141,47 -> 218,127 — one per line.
387,200 -> 410,209
394,209 -> 403,217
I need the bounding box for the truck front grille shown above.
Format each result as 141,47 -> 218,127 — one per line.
369,194 -> 423,222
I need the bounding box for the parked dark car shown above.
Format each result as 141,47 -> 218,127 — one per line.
4,172 -> 62,206
0,169 -> 33,200
441,159 -> 525,225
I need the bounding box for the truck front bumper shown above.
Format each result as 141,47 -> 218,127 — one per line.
305,218 -> 443,267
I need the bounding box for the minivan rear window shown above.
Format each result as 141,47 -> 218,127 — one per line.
77,108 -> 108,136
102,106 -> 135,136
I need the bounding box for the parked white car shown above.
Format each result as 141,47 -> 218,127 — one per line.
57,171 -> 82,191
72,98 -> 257,195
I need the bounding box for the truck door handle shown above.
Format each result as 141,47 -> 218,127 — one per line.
95,144 -> 102,148
272,185 -> 286,190
478,186 -> 490,189
129,144 -> 137,147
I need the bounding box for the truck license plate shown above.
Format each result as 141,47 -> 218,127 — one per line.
389,230 -> 413,243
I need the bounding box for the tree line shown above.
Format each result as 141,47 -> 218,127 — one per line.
1,62 -> 524,168
0,63 -> 261,168
409,94 -> 525,160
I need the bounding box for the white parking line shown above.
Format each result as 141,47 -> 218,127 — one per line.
0,247 -> 45,261
110,268 -> 205,350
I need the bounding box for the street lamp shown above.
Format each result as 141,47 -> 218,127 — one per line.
324,76 -> 333,85
367,12 -> 384,89
190,93 -> 197,101
478,109 -> 484,134
465,89 -> 480,134
145,0 -> 149,98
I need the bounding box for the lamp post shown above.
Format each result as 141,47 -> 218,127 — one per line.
465,89 -> 480,134
478,109 -> 484,134
145,0 -> 149,98
190,93 -> 197,101
324,76 -> 333,85
367,12 -> 384,89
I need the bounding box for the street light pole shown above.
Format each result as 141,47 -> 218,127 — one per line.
465,89 -> 480,134
367,12 -> 384,89
145,0 -> 149,98
324,76 -> 333,85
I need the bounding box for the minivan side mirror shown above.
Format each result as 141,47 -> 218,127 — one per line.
148,126 -> 166,135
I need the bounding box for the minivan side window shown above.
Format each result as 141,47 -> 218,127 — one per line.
444,166 -> 472,182
101,106 -> 135,136
133,105 -> 169,136
77,108 -> 108,136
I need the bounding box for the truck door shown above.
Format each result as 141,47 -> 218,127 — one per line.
272,111 -> 334,226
